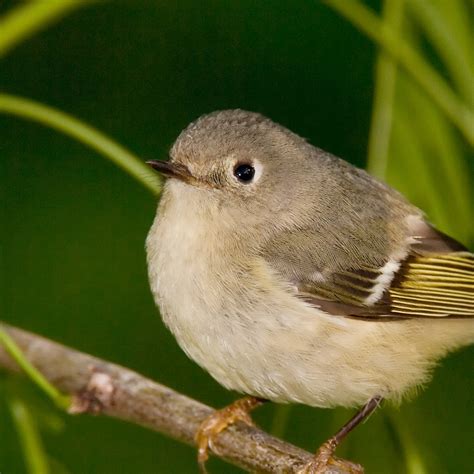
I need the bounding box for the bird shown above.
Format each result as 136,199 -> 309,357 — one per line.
145,109 -> 474,473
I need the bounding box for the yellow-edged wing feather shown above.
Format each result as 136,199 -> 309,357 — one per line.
389,252 -> 474,317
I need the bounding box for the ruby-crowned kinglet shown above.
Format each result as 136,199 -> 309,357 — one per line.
146,110 -> 473,472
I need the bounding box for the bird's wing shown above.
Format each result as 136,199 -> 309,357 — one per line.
386,251 -> 473,317
261,219 -> 474,319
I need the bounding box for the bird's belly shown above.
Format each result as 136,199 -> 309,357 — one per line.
152,264 -> 471,408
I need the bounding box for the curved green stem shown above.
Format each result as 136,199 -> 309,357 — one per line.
367,0 -> 404,179
8,395 -> 50,474
0,93 -> 162,196
408,0 -> 473,105
386,408 -> 427,474
270,404 -> 293,439
0,0 -> 92,58
323,0 -> 474,146
0,325 -> 70,410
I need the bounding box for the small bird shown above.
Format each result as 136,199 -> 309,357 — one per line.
146,110 -> 474,473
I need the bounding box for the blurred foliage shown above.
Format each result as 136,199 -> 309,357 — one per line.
366,0 -> 473,244
0,1 -> 472,473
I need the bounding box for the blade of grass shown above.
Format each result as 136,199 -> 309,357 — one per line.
431,0 -> 472,62
0,93 -> 162,196
367,0 -> 404,179
389,100 -> 449,231
408,0 -> 473,104
378,3 -> 471,243
7,395 -> 50,474
0,0 -> 92,58
323,0 -> 474,146
0,325 -> 70,410
270,404 -> 293,439
385,408 -> 427,474
400,79 -> 472,242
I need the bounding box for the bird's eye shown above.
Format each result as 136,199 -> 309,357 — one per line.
233,163 -> 255,183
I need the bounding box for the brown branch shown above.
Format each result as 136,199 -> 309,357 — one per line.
0,323 -> 351,473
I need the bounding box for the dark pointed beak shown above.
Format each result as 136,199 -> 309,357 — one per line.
146,160 -> 194,183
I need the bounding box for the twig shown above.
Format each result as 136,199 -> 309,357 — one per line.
0,323 -> 352,474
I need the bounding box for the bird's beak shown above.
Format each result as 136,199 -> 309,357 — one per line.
146,160 -> 194,183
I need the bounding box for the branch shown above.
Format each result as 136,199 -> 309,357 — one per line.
0,323 -> 352,473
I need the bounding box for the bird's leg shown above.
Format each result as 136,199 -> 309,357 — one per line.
300,396 -> 383,474
195,395 -> 265,470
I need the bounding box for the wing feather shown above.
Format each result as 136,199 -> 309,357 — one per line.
388,253 -> 473,317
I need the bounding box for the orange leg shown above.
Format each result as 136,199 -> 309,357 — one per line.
299,396 -> 382,474
195,396 -> 265,471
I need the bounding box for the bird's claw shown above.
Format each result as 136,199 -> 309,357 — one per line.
195,396 -> 261,472
297,438 -> 363,474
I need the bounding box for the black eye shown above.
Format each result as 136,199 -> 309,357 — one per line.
233,163 -> 255,183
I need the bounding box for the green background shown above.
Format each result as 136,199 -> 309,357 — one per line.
1,1 -> 472,473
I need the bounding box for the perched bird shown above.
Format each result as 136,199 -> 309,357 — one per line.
146,110 -> 474,473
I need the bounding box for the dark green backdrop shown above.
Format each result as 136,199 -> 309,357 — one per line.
1,1 -> 472,473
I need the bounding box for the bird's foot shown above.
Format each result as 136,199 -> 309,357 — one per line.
298,438 -> 363,474
195,396 -> 263,472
